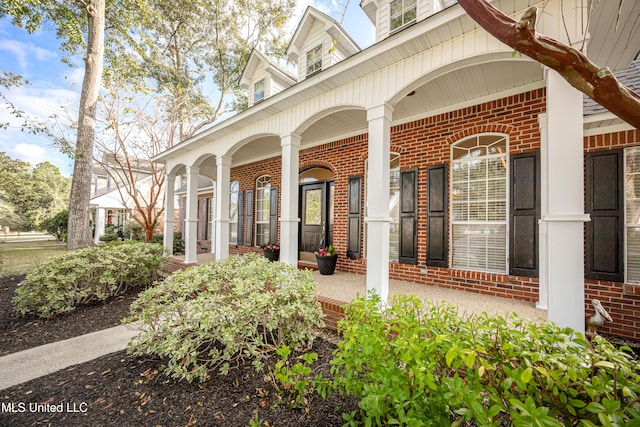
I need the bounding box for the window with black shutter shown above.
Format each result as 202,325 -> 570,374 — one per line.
245,190 -> 254,246
509,151 -> 540,277
399,169 -> 418,264
585,149 -> 623,282
347,176 -> 362,259
269,187 -> 278,243
426,164 -> 448,267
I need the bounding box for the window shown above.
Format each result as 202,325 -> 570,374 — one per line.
254,79 -> 265,103
451,135 -> 508,273
229,181 -> 239,244
255,175 -> 271,246
306,45 -> 322,76
626,148 -> 640,283
207,197 -> 213,240
365,153 -> 401,262
390,0 -> 417,31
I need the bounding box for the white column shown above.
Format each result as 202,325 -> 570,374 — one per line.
163,174 -> 175,256
210,182 -> 216,255
94,208 -> 105,245
184,166 -> 199,264
366,103 -> 393,303
215,156 -> 231,260
541,70 -> 589,333
280,134 -> 301,266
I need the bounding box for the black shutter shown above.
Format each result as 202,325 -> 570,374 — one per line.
245,190 -> 253,246
426,164 -> 448,267
509,151 -> 540,277
399,169 -> 418,264
347,176 -> 362,259
269,186 -> 278,244
586,149 -> 624,282
237,191 -> 244,245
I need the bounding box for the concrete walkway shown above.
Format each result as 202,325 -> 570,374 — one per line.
0,269 -> 547,391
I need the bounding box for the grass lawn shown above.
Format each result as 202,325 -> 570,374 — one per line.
0,239 -> 66,276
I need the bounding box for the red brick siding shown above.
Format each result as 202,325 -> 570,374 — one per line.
583,129 -> 640,339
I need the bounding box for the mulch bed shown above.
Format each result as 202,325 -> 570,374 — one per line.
0,275 -> 358,426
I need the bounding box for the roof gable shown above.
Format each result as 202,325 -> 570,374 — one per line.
286,6 -> 360,63
239,49 -> 296,89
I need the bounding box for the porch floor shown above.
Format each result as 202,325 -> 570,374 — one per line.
170,253 -> 547,321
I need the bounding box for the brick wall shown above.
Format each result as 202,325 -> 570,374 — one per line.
223,89 -> 640,340
583,129 -> 640,339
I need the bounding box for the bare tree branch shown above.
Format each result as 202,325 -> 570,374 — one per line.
457,0 -> 640,129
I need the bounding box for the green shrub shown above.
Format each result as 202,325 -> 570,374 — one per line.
123,220 -> 144,241
326,293 -> 640,426
152,231 -> 184,254
126,253 -> 324,383
14,243 -> 165,318
98,224 -> 121,242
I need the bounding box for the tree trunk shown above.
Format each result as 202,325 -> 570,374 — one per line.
456,0 -> 640,130
67,0 -> 105,250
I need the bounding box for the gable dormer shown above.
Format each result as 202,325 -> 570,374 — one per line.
360,0 -> 458,42
287,7 -> 360,82
239,49 -> 297,107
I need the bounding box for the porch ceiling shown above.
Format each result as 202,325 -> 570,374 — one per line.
587,0 -> 640,71
393,60 -> 545,122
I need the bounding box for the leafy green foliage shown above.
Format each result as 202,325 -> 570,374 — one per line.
0,153 -> 71,231
151,231 -> 184,254
270,344 -> 319,408
14,242 -> 165,317
39,209 -> 68,240
127,253 -> 324,383
326,294 -> 640,426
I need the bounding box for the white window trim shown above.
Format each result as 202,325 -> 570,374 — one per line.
254,79 -> 265,103
229,181 -> 239,244
625,147 -> 640,284
449,134 -> 509,274
390,0 -> 417,33
255,175 -> 271,246
306,45 -> 322,76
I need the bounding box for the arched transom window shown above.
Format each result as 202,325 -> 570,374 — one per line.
451,134 -> 508,273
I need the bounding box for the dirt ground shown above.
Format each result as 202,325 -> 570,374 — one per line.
0,275 -> 358,426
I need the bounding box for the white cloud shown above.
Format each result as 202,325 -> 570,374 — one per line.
0,39 -> 57,71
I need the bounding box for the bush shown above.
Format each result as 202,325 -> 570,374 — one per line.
99,224 -> 121,242
123,220 -> 144,241
152,231 -> 184,254
14,243 -> 166,318
327,294 -> 640,426
126,253 -> 325,383
39,209 -> 68,240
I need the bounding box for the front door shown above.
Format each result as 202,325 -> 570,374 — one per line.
300,181 -> 333,261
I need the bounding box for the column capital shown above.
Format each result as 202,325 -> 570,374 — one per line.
366,103 -> 394,122
280,133 -> 302,148
216,154 -> 232,167
186,165 -> 200,175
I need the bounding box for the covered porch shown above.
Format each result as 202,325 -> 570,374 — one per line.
167,253 -> 547,330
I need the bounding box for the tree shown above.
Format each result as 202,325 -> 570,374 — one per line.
2,0 -> 107,249
0,153 -> 70,230
108,0 -> 295,141
456,0 -> 640,129
94,83 -> 173,242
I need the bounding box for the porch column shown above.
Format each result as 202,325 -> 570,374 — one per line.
184,165 -> 199,264
94,208 -> 105,245
163,174 -> 175,255
210,182 -> 216,255
280,134 -> 301,266
540,69 -> 589,333
214,156 -> 231,260
366,103 -> 393,303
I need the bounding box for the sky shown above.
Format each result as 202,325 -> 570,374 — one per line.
0,0 -> 375,177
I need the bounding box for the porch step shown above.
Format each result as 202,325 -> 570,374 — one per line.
298,260 -> 318,271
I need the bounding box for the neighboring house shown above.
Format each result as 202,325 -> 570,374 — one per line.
152,0 -> 640,340
89,156 -> 171,243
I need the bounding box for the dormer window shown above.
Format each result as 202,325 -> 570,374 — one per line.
254,79 -> 265,103
306,45 -> 322,76
390,0 -> 417,32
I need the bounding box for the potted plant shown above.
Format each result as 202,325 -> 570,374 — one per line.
315,244 -> 338,275
261,243 -> 280,262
